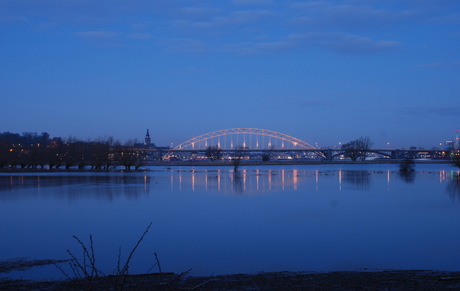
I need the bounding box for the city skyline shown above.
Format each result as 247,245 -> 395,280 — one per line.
1,0 -> 459,148
1,127 -> 459,151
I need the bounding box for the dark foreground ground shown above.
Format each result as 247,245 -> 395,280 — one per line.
3,270 -> 460,290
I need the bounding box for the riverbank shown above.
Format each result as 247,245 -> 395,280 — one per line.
0,159 -> 455,173
3,270 -> 460,290
146,159 -> 454,167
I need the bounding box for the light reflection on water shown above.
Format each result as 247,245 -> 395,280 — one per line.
169,168 -> 311,194
0,168 -> 386,198
1,165 -> 460,280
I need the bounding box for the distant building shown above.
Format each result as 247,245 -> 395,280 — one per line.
445,140 -> 456,150
134,129 -> 155,148
456,129 -> 460,150
145,129 -> 152,146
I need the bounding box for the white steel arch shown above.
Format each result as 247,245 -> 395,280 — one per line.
174,128 -> 316,150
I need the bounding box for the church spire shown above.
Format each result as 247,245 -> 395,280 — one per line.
145,129 -> 151,146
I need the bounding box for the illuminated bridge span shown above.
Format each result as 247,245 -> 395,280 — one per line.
174,128 -> 316,150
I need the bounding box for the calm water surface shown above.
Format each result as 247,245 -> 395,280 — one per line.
1,164 -> 460,280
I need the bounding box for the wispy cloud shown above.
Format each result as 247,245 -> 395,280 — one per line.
291,32 -> 401,54
161,37 -> 209,53
289,1 -> 422,30
294,99 -> 332,107
77,30 -> 119,40
398,105 -> 460,117
430,12 -> 460,24
128,32 -> 154,40
230,0 -> 274,6
178,6 -> 223,19
222,32 -> 400,55
77,30 -> 157,43
0,0 -> 454,57
215,9 -> 276,26
269,96 -> 344,109
412,61 -> 460,69
0,15 -> 27,23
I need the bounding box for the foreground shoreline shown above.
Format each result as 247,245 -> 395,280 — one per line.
3,270 -> 460,290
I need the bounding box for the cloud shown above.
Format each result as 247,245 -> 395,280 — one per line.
289,2 -> 422,30
303,33 -> 401,54
412,61 -> 460,69
430,13 -> 460,24
251,41 -> 296,52
161,37 -> 209,53
1,0 -> 450,57
267,96 -> 350,110
227,32 -> 400,55
77,30 -> 119,40
446,32 -> 460,38
230,0 -> 274,5
215,9 -> 276,26
76,30 -> 155,44
398,105 -> 460,117
167,8 -> 276,35
128,32 -> 154,40
0,15 -> 27,23
178,6 -> 222,19
293,99 -> 332,107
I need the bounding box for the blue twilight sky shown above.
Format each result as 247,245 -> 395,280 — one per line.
1,0 -> 459,148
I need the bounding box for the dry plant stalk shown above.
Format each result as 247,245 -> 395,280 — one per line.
59,222 -> 155,290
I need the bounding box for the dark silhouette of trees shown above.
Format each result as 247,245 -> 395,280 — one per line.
64,141 -> 89,169
452,151 -> 460,169
0,131 -> 54,168
0,131 -> 152,170
205,146 -> 222,161
399,159 -> 415,172
0,142 -> 12,168
87,141 -> 111,170
262,153 -> 271,161
341,137 -> 373,161
232,146 -> 245,172
113,143 -> 139,170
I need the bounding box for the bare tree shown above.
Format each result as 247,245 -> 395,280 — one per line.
63,141 -> 88,169
452,151 -> 460,169
341,136 -> 373,161
113,143 -> 138,170
232,146 -> 245,172
88,142 -> 110,170
261,153 -> 270,161
205,146 -> 222,161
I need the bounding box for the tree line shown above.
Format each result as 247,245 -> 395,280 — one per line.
0,132 -> 154,170
340,136 -> 373,161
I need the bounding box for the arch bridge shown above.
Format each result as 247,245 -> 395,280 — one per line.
173,128 -> 316,150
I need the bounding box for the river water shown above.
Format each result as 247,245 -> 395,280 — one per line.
1,164 -> 460,280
